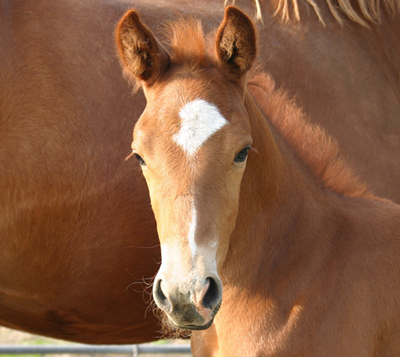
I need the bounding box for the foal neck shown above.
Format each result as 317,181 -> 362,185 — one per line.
221,76 -> 356,294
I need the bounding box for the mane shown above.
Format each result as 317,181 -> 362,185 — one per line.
163,19 -> 214,71
223,0 -> 399,27
273,0 -> 399,27
247,73 -> 376,199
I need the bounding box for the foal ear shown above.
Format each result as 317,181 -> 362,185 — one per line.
215,7 -> 257,80
116,10 -> 170,86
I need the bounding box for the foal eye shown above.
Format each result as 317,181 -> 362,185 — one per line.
234,146 -> 251,164
134,154 -> 146,166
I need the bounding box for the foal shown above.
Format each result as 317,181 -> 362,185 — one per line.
116,6 -> 400,356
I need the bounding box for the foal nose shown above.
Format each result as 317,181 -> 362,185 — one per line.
153,276 -> 222,329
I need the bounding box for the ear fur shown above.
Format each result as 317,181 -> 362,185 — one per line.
215,7 -> 257,79
116,10 -> 170,86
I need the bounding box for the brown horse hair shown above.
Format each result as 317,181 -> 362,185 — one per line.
247,72 -> 378,200
164,19 -> 208,69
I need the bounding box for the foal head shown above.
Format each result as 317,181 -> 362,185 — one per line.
117,7 -> 256,330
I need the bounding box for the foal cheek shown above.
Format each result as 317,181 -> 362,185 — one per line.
215,168 -> 247,267
140,172 -> 167,236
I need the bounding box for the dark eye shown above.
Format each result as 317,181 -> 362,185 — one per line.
234,146 -> 251,164
134,153 -> 146,166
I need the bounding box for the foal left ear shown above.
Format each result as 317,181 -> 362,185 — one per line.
215,7 -> 257,81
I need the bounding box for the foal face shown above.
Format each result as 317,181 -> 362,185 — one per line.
117,6 -> 256,329
132,76 -> 252,329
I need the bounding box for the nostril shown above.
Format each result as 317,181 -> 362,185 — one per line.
153,279 -> 173,313
155,279 -> 167,303
202,277 -> 222,309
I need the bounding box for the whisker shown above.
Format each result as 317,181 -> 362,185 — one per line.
125,150 -> 135,161
125,281 -> 145,292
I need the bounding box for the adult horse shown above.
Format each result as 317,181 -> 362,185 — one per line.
116,6 -> 400,355
1,0 -> 399,345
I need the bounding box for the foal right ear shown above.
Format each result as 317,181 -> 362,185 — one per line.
116,10 -> 170,86
215,7 -> 256,82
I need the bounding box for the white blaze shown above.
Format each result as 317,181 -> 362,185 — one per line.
173,99 -> 228,157
188,205 -> 198,258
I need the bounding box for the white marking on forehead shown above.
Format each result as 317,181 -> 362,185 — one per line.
173,99 -> 228,157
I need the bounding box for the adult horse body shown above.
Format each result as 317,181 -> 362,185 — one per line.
116,6 -> 400,356
0,0 -> 162,344
1,0 -> 400,346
